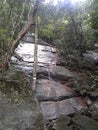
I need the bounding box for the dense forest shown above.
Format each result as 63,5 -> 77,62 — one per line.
0,0 -> 98,130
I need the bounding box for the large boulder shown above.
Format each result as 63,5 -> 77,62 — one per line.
36,79 -> 76,101
37,66 -> 76,81
40,97 -> 87,120
56,114 -> 98,130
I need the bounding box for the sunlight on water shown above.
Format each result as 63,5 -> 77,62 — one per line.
14,42 -> 55,69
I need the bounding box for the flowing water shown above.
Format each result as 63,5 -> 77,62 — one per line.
11,41 -> 56,74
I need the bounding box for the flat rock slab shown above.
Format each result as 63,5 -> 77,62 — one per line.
36,79 -> 76,101
37,66 -> 76,81
40,97 -> 87,120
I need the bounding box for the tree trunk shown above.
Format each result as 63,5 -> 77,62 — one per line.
1,0 -> 40,71
32,16 -> 38,91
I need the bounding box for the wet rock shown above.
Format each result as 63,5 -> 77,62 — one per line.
41,47 -> 57,53
13,42 -> 57,72
40,97 -> 87,120
10,56 -> 18,64
36,79 -> 76,102
37,66 -> 76,81
51,48 -> 57,53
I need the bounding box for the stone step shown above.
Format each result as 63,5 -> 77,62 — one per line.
36,79 -> 77,102
40,97 -> 87,120
37,66 -> 77,81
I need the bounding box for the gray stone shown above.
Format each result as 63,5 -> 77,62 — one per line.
0,91 -> 39,130
51,48 -> 57,53
40,101 -> 58,120
40,97 -> 87,120
36,79 -> 76,101
37,66 -> 76,81
58,97 -> 87,116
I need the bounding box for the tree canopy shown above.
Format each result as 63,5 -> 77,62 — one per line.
0,0 -> 97,69
90,0 -> 98,41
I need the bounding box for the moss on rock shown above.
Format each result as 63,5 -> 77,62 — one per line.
72,115 -> 98,130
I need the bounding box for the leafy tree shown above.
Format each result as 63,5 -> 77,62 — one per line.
2,0 -> 43,69
38,2 -> 65,43
63,1 -> 90,57
90,0 -> 98,41
38,0 -> 93,68
0,0 -> 96,70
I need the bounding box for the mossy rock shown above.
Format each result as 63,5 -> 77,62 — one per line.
0,69 -> 33,101
33,113 -> 44,130
72,115 -> 98,130
56,115 -> 72,130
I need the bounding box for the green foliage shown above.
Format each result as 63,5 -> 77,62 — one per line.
89,75 -> 98,90
90,0 -> 98,41
72,80 -> 91,95
71,74 -> 98,95
39,0 -> 93,65
0,0 -> 30,55
0,0 -> 96,70
39,24 -> 54,39
38,2 -> 65,42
